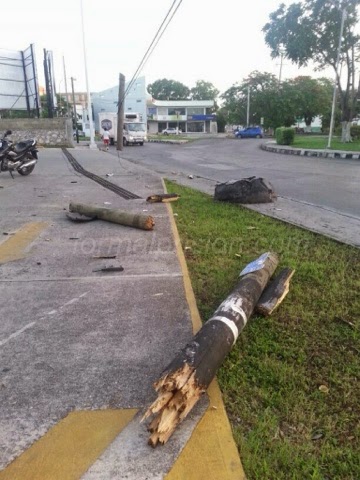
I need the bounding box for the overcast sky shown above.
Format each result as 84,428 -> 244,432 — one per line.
0,0 -> 333,95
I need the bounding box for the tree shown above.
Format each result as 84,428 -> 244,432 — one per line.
287,76 -> 333,131
190,80 -> 219,101
263,0 -> 360,142
147,79 -> 190,100
221,71 -> 297,130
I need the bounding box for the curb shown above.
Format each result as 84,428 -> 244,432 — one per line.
148,139 -> 188,145
260,142 -> 360,159
162,179 -> 246,480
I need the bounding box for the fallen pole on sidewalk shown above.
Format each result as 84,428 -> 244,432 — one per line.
69,202 -> 155,230
142,252 -> 279,446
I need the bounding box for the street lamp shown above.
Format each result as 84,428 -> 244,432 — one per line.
327,7 -> 347,149
80,0 -> 97,149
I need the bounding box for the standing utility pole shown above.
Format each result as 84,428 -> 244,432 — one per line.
327,7 -> 347,149
71,77 -> 79,144
246,86 -> 250,127
80,0 -> 97,149
117,73 -> 125,151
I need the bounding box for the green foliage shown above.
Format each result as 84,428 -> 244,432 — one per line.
147,78 -> 190,100
263,0 -> 360,124
190,80 -> 219,101
166,180 -> 360,480
215,108 -> 227,133
350,125 -> 360,139
276,127 -> 295,145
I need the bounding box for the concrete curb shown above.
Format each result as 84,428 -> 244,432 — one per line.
148,139 -> 189,145
162,179 -> 246,480
261,141 -> 360,159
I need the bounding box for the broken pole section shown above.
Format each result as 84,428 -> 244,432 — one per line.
69,202 -> 155,230
256,267 -> 295,316
142,252 -> 279,446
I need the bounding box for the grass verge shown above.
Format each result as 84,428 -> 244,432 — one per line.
165,180 -> 360,480
292,135 -> 360,151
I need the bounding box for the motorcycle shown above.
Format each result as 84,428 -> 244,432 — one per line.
0,130 -> 38,177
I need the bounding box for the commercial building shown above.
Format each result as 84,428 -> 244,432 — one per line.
147,100 -> 217,134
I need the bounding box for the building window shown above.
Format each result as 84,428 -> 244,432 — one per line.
136,99 -> 142,103
187,107 -> 204,115
158,122 -> 167,132
158,107 -> 167,115
187,122 -> 205,133
168,108 -> 185,116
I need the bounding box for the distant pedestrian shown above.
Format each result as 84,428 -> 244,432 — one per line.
102,129 -> 110,150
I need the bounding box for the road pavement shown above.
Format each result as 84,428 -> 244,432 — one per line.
0,147 -> 244,479
109,137 -> 360,246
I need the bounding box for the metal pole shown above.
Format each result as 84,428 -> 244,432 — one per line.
80,0 -> 97,149
117,73 -> 125,151
279,51 -> 284,87
63,56 -> 69,117
31,44 -> 40,118
43,49 -> 53,118
71,77 -> 79,144
327,7 -> 347,148
247,86 -> 250,127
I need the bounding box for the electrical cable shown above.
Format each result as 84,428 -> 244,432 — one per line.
120,0 -> 177,105
139,0 -> 183,75
119,0 -> 183,108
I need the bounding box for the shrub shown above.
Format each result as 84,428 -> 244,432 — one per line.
275,127 -> 295,145
350,125 -> 360,140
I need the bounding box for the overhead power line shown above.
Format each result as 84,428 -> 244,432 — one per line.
119,0 -> 183,108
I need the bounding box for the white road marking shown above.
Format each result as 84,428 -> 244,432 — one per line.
0,322 -> 36,347
0,292 -> 89,348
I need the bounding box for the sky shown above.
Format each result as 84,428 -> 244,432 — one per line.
0,0 -> 334,96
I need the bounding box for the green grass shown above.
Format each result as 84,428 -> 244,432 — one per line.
165,180 -> 360,480
291,135 -> 360,151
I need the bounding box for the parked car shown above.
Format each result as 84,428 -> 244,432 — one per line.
235,126 -> 264,139
162,127 -> 182,135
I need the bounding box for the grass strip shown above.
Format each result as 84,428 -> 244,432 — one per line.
292,135 -> 360,151
165,180 -> 360,480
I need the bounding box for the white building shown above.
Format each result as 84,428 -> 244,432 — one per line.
147,99 -> 217,134
91,77 -> 147,132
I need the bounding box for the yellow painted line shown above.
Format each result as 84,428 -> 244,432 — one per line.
163,179 -> 246,480
0,222 -> 48,264
0,409 -> 138,480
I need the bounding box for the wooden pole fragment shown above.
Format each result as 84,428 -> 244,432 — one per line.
142,252 -> 279,446
256,267 -> 295,316
146,194 -> 180,203
69,202 -> 155,230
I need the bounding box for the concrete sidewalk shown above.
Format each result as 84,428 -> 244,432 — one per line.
0,148 -> 244,479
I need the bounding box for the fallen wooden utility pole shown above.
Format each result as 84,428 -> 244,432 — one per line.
69,202 -> 155,231
256,267 -> 295,316
142,252 -> 279,446
146,194 -> 180,203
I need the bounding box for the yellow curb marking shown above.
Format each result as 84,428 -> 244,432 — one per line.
0,409 -> 138,480
163,180 -> 246,480
0,222 -> 48,264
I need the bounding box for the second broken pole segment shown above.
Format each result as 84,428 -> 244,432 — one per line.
143,252 -> 279,446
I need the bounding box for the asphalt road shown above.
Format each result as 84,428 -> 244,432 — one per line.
110,138 -> 360,219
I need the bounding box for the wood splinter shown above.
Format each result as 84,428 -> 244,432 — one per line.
256,267 -> 295,316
